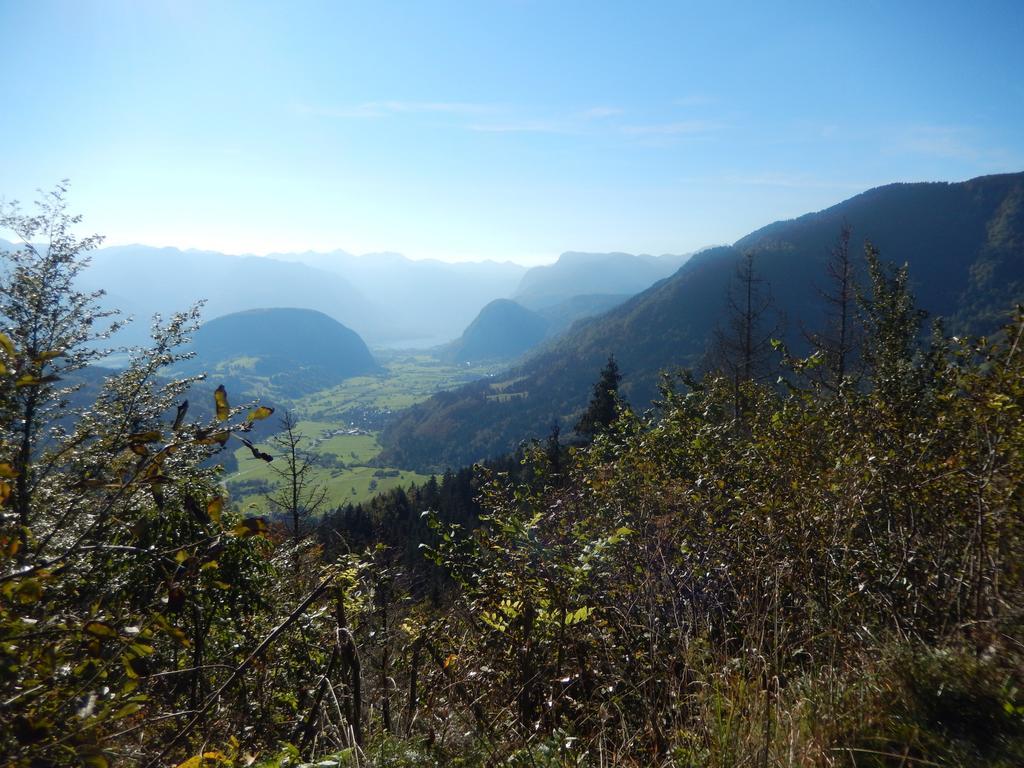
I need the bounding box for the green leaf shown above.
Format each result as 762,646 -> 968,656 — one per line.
112,701 -> 143,720
565,606 -> 592,625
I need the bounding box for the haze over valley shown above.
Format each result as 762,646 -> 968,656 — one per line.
2,2 -> 1024,766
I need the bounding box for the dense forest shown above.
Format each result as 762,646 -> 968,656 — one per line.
2,187 -> 1024,767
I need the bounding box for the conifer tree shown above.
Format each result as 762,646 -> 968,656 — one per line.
806,224 -> 862,391
575,356 -> 622,440
708,251 -> 781,418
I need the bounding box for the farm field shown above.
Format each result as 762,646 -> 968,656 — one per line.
222,351 -> 499,512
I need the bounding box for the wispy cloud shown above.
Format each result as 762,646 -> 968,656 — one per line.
673,95 -> 716,108
296,101 -> 496,119
467,120 -> 575,134
897,124 -> 978,160
722,172 -> 872,191
674,172 -> 875,191
621,120 -> 723,136
582,106 -> 623,119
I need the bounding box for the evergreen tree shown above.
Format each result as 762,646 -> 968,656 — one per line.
858,242 -> 928,407
708,250 -> 781,418
806,224 -> 862,391
574,356 -> 622,440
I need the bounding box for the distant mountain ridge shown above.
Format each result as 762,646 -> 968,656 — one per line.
60,244 -> 528,350
76,245 -> 393,348
513,251 -> 690,309
379,172 -> 1024,471
269,249 -> 527,347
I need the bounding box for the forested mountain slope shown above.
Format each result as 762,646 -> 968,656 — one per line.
380,172 -> 1024,471
441,299 -> 549,363
178,308 -> 378,397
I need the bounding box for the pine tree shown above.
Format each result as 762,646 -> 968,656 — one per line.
708,251 -> 781,418
575,356 -> 623,440
806,224 -> 862,391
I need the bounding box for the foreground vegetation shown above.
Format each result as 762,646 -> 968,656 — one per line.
2,190 -> 1023,766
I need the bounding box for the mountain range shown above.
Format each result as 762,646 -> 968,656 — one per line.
6,242 -> 687,352
513,251 -> 691,309
379,171 -> 1024,472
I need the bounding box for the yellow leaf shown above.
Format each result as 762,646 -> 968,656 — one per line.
2,461 -> 23,478
246,405 -> 274,422
0,332 -> 14,358
175,751 -> 229,768
0,359 -> 6,375
151,614 -> 191,648
77,751 -> 109,768
16,578 -> 43,604
84,621 -> 119,639
196,430 -> 230,447
231,517 -> 268,538
206,497 -> 223,524
0,479 -> 10,506
34,349 -> 64,363
15,373 -> 60,387
214,385 -> 230,421
128,430 -> 163,444
443,653 -> 458,669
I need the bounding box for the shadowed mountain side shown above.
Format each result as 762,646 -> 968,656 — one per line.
536,293 -> 632,336
379,172 -> 1024,472
440,299 -> 549,363
437,293 -> 635,365
178,308 -> 378,398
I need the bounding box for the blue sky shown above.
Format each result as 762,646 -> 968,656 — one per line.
1,1 -> 1022,264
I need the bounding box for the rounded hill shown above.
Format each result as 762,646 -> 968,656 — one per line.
187,308 -> 378,392
444,299 -> 549,363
